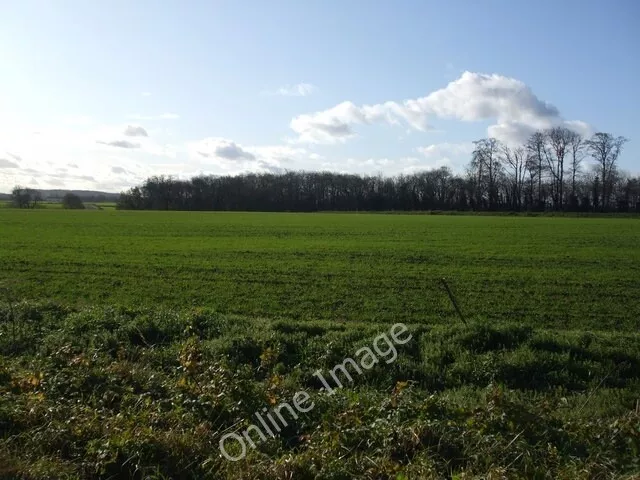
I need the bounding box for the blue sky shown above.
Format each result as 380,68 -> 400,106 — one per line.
0,0 -> 638,192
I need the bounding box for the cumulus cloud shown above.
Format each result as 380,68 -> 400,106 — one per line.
192,138 -> 255,161
290,100 -> 414,144
111,166 -> 128,174
486,122 -> 537,146
0,158 -> 20,168
96,140 -> 141,149
268,83 -> 317,97
124,125 -> 149,137
290,71 -> 589,145
563,120 -> 594,139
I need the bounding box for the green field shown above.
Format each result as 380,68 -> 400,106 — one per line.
1,210 -> 639,478
1,210 -> 639,329
1,201 -> 118,210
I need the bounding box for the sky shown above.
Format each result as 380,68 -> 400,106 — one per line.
0,0 -> 638,193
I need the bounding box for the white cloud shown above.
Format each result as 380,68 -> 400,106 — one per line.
247,145 -> 307,164
290,101 -> 370,144
97,140 -> 140,149
124,125 -> 149,137
563,120 -> 594,139
142,92 -> 152,97
94,125 -> 174,157
191,138 -> 255,161
0,158 -> 20,169
267,83 -> 317,97
415,142 -> 475,172
290,71 -> 590,145
185,138 -> 314,176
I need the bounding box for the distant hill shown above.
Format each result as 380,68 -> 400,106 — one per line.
0,189 -> 120,202
37,189 -> 120,202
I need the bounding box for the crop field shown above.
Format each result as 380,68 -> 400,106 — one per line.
1,210 -> 639,330
1,210 -> 639,479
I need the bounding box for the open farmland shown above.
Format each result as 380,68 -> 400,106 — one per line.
1,210 -> 639,479
1,210 -> 639,330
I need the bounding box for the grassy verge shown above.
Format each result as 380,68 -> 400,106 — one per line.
1,302 -> 638,479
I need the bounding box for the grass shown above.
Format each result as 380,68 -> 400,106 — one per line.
0,210 -> 639,478
0,210 -> 639,330
1,303 -> 639,479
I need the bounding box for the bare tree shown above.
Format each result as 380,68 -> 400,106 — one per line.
585,133 -> 628,210
472,138 -> 502,209
30,191 -> 42,209
11,186 -> 31,208
545,126 -> 573,210
10,186 -> 41,209
502,144 -> 526,210
567,131 -> 585,202
524,156 -> 539,209
525,132 -> 547,209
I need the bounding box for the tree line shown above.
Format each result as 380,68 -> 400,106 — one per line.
115,130 -> 637,213
9,188 -> 85,209
8,130 -> 629,213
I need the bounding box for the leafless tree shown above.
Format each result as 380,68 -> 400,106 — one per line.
10,187 -> 41,209
525,132 -> 547,209
545,126 -> 573,210
585,133 -> 629,209
502,144 -> 526,210
567,131 -> 585,203
472,138 -> 502,209
524,156 -> 539,208
11,186 -> 31,208
30,191 -> 42,209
